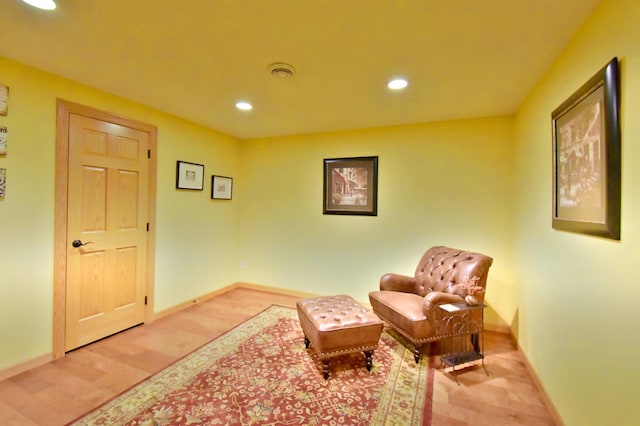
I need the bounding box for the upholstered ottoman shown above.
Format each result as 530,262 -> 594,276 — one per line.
296,294 -> 384,379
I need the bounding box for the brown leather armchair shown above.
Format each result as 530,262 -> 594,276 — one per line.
369,246 -> 493,362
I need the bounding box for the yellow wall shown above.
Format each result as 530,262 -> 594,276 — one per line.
513,0 -> 640,424
238,119 -> 516,329
0,55 -> 518,373
3,1 -> 640,423
0,57 -> 241,370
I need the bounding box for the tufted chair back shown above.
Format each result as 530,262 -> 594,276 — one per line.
413,246 -> 493,303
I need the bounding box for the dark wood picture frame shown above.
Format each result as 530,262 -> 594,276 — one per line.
323,156 -> 378,216
176,160 -> 204,190
552,57 -> 620,240
211,175 -> 233,200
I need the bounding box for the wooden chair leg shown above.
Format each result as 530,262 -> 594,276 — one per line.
413,346 -> 422,363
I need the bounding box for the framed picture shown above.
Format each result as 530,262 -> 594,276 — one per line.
323,156 -> 378,216
552,57 -> 620,240
0,126 -> 6,155
0,168 -> 6,199
211,175 -> 233,199
0,84 -> 8,116
176,161 -> 204,190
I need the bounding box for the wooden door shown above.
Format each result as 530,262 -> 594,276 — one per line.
65,113 -> 149,351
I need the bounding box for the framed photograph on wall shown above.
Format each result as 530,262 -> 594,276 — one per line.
323,156 -> 378,216
551,57 -> 620,240
0,84 -> 8,116
176,161 -> 204,190
211,175 -> 233,199
0,126 -> 7,155
0,168 -> 6,199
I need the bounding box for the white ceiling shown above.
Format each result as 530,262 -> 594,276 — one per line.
1,0 -> 601,139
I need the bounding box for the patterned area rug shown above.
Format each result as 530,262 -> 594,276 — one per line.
69,305 -> 434,425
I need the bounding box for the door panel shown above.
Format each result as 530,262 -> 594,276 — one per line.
81,166 -> 107,231
114,246 -> 138,308
65,113 -> 149,351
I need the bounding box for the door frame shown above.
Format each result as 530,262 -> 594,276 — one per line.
53,99 -> 157,359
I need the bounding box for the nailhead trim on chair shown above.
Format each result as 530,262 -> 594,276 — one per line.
381,318 -> 439,345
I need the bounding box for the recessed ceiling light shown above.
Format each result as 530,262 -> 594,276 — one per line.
22,0 -> 56,10
388,78 -> 408,90
235,101 -> 253,111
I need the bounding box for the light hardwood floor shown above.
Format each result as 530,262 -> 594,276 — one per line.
0,287 -> 558,425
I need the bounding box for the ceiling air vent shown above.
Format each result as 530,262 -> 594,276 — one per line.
268,63 -> 295,79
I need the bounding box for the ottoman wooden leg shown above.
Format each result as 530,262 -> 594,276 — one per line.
322,361 -> 330,380
364,350 -> 374,371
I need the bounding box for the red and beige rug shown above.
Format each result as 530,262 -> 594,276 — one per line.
69,305 -> 434,425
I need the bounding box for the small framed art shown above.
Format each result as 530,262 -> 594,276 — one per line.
323,156 -> 378,216
551,57 -> 621,240
211,175 -> 233,199
176,161 -> 204,190
0,126 -> 6,155
0,84 -> 8,116
0,168 -> 6,199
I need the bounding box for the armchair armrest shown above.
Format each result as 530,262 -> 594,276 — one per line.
423,291 -> 465,321
379,273 -> 417,293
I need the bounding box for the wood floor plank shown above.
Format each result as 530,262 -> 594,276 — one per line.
0,401 -> 39,426
0,288 -> 557,425
0,379 -> 69,425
